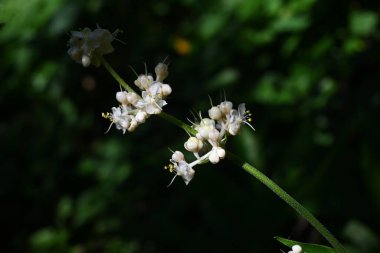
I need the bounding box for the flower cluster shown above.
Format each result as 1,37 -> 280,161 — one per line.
288,245 -> 303,253
165,100 -> 254,185
102,63 -> 171,133
67,27 -> 118,67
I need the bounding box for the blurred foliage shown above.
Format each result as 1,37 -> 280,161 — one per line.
1,0 -> 380,252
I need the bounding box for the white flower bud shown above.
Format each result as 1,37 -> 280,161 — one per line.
171,151 -> 185,162
155,63 -> 169,82
135,75 -> 153,90
135,110 -> 147,123
82,55 -> 91,67
208,106 -> 222,120
126,92 -> 139,105
208,128 -> 220,142
128,119 -> 138,132
292,245 -> 302,253
228,123 -> 241,136
120,120 -> 130,129
209,150 -> 220,164
216,147 -> 225,159
184,137 -> 203,152
198,127 -> 211,140
219,101 -> 233,114
116,91 -> 129,104
201,118 -> 214,126
161,84 -> 172,96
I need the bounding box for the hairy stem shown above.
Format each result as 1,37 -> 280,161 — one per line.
227,152 -> 346,253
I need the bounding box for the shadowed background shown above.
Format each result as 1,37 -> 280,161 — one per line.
1,0 -> 380,252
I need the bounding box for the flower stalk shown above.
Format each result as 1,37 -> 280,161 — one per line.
100,57 -> 135,93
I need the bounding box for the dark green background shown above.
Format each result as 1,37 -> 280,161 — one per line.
1,0 -> 380,252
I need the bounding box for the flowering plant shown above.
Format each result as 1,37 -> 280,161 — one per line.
68,26 -> 347,253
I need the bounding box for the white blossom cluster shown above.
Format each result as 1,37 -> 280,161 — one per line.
165,100 -> 255,185
67,27 -> 118,67
288,245 -> 303,253
102,63 -> 172,133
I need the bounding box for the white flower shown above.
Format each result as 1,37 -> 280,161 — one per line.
167,153 -> 196,186
227,103 -> 255,135
102,106 -> 131,134
137,91 -> 167,115
176,161 -> 195,185
67,27 -> 118,67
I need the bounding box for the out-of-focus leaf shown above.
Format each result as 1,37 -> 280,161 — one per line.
349,11 -> 378,36
343,220 -> 379,252
29,228 -> 69,253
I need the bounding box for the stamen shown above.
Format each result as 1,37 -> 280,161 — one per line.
102,112 -> 113,122
167,174 -> 177,187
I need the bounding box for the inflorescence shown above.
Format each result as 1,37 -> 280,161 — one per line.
164,100 -> 255,186
102,62 -> 172,133
67,26 -> 119,67
67,26 -> 254,186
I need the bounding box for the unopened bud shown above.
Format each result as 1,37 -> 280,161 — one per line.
155,63 -> 169,82
172,151 -> 185,162
219,101 -> 233,114
161,84 -> 172,96
208,106 -> 222,120
116,91 -> 129,104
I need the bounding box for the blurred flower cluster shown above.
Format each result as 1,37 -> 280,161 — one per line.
67,27 -> 118,67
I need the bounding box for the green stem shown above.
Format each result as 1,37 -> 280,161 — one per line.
100,57 -> 135,93
158,112 -> 196,136
227,152 -> 346,253
100,59 -> 345,253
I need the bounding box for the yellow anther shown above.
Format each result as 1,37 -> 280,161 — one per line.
169,168 -> 173,173
102,112 -> 110,118
248,118 -> 252,122
164,166 -> 168,170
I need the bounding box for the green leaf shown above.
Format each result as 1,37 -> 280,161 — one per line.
275,236 -> 337,253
